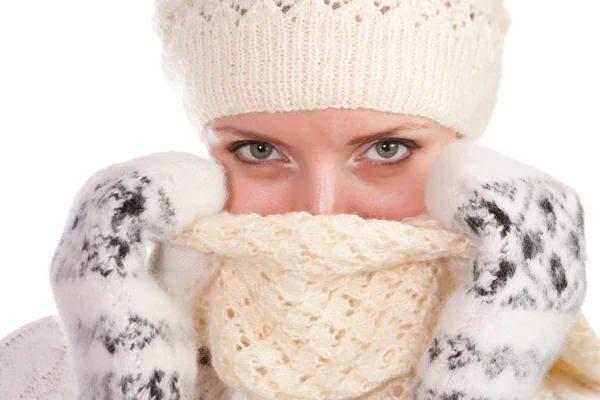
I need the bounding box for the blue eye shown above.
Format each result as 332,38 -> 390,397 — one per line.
363,140 -> 410,161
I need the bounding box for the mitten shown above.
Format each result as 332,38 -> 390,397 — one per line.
49,152 -> 227,400
411,142 -> 587,399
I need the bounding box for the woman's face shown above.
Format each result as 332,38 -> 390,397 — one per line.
206,108 -> 456,220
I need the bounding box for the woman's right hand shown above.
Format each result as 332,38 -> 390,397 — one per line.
49,152 -> 227,400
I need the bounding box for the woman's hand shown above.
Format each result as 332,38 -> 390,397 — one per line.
49,152 -> 227,400
411,142 -> 587,399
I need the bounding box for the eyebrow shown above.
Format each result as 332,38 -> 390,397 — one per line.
214,122 -> 429,146
214,126 -> 287,146
347,124 -> 429,145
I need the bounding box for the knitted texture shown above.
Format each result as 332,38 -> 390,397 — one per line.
167,212 -> 600,399
43,142 -> 593,399
152,0 -> 510,140
2,313 -> 600,399
0,316 -> 74,399
48,152 -> 228,400
170,214 -> 471,399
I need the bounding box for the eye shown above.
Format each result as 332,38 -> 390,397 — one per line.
362,140 -> 411,162
232,141 -> 283,162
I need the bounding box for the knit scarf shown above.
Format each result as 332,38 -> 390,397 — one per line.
165,212 -> 600,399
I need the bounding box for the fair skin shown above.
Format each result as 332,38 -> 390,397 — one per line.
206,108 -> 456,220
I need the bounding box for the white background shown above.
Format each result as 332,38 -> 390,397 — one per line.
0,1 -> 599,338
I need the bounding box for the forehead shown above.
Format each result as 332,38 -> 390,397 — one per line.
211,108 -> 438,145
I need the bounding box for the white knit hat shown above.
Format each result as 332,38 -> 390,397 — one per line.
153,0 -> 510,140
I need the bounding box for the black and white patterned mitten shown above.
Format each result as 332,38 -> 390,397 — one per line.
49,152 -> 227,400
411,142 -> 587,399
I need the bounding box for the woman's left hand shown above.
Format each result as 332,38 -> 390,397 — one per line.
410,142 -> 587,399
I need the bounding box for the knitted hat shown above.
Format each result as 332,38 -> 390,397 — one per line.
152,0 -> 510,140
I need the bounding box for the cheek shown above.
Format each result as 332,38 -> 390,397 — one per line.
224,170 -> 293,215
207,149 -> 292,215
348,152 -> 439,220
348,174 -> 428,220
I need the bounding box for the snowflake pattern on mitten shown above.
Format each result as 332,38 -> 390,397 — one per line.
413,143 -> 587,399
49,153 -> 226,400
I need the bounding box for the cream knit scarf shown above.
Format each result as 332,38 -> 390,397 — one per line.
165,212 -> 600,400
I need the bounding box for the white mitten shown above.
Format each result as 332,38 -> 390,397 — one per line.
49,152 -> 227,400
411,142 -> 587,399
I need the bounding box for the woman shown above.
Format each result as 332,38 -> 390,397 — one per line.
0,0 -> 596,399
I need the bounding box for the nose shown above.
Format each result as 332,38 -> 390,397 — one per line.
292,166 -> 345,215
